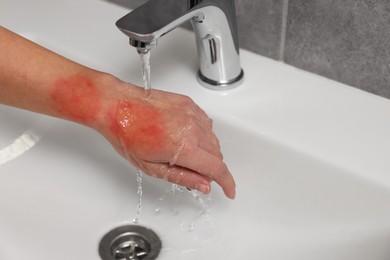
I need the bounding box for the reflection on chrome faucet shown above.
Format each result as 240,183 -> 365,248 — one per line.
116,0 -> 244,90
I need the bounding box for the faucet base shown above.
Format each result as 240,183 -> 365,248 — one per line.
197,69 -> 244,91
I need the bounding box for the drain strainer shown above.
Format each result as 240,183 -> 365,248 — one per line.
99,225 -> 162,260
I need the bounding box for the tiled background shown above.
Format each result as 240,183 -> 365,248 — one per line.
107,0 -> 390,99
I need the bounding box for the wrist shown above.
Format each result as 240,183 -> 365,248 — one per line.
88,72 -> 142,137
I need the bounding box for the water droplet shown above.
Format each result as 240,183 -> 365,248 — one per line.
154,207 -> 161,215
188,222 -> 195,233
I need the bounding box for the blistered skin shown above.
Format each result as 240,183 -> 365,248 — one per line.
111,100 -> 166,154
51,74 -> 101,124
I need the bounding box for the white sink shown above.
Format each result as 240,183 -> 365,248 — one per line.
2,0 -> 390,259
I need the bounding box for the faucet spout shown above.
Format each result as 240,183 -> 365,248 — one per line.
116,0 -> 244,90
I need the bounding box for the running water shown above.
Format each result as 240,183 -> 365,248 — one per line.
132,48 -> 152,224
132,169 -> 143,224
137,48 -> 152,100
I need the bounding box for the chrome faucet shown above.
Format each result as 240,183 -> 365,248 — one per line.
116,0 -> 244,90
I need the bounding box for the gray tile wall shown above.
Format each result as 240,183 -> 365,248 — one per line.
285,0 -> 390,99
236,0 -> 284,59
107,0 -> 390,99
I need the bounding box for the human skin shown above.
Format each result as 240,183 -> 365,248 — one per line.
0,26 -> 236,199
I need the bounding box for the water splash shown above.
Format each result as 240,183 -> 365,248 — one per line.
186,189 -> 212,232
157,186 -> 221,255
171,184 -> 185,195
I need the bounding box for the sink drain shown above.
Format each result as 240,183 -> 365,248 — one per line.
99,225 -> 162,260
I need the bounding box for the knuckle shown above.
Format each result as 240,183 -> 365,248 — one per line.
178,95 -> 194,106
166,169 -> 191,186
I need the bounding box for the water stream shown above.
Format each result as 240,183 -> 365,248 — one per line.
137,48 -> 152,100
132,169 -> 143,224
132,48 -> 152,224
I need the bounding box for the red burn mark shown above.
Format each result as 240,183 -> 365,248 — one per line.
109,100 -> 165,151
51,74 -> 101,124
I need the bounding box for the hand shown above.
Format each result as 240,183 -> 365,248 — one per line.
98,82 -> 236,199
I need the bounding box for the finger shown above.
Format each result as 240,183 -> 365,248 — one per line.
191,104 -> 213,129
189,108 -> 222,157
197,133 -> 223,160
171,120 -> 222,162
142,162 -> 211,194
175,146 -> 236,199
180,119 -> 222,160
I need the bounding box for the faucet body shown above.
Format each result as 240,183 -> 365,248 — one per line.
116,0 -> 244,90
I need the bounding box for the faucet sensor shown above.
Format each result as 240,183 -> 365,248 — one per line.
116,0 -> 244,90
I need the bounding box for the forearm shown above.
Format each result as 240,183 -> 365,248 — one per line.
0,26 -> 115,127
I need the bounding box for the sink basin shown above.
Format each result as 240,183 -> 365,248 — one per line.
2,0 -> 390,259
2,106 -> 390,260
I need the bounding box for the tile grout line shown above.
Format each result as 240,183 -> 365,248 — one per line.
279,0 -> 290,61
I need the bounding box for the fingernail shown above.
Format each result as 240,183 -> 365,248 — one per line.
226,189 -> 236,200
230,190 -> 236,199
197,184 -> 210,194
